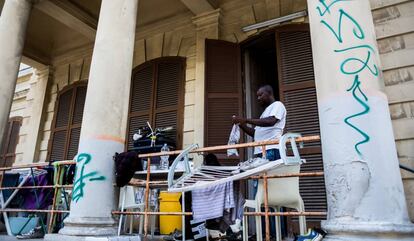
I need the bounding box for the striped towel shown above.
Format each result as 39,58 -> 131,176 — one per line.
191,181 -> 234,222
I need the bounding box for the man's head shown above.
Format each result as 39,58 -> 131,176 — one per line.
257,85 -> 275,107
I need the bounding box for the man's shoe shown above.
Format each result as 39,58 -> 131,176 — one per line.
163,229 -> 182,241
16,226 -> 45,239
237,157 -> 269,172
296,229 -> 323,241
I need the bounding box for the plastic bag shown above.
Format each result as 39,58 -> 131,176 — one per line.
227,124 -> 240,156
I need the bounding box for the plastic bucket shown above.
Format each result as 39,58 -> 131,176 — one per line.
159,192 -> 182,234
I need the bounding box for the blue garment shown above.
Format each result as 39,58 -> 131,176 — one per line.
253,148 -> 281,191
255,148 -> 281,161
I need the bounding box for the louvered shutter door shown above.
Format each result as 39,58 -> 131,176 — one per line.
154,60 -> 184,147
0,121 -> 11,167
127,58 -> 185,149
275,25 -> 327,231
50,89 -> 73,161
0,118 -> 21,167
205,39 -> 243,165
67,86 -> 87,159
127,64 -> 154,149
49,83 -> 87,161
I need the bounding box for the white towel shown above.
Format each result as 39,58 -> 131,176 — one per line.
227,124 -> 240,156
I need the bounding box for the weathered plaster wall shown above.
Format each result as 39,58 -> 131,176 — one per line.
371,0 -> 414,221
130,11 -> 197,149
9,71 -> 31,164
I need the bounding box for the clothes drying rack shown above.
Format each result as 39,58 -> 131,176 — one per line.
113,133 -> 325,241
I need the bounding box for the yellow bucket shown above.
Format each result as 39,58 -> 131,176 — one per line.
159,192 -> 182,234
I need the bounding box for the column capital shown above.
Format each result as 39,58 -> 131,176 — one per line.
192,8 -> 221,31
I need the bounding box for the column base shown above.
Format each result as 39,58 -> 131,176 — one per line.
45,234 -> 142,241
322,220 -> 414,241
58,217 -> 117,236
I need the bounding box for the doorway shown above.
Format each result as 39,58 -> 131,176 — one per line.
240,25 -> 327,238
241,32 -> 279,157
204,24 -> 326,238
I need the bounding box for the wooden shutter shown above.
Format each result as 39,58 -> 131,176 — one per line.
205,39 -> 243,165
67,86 -> 86,159
0,117 -> 22,167
48,82 -> 87,161
275,25 -> 327,231
127,57 -> 185,149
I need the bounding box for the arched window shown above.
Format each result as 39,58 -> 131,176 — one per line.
127,57 -> 185,149
0,117 -> 22,167
48,82 -> 87,161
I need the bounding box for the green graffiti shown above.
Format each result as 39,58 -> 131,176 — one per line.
316,2 -> 374,156
339,50 -> 379,76
334,44 -> 375,53
72,153 -> 106,202
344,75 -> 370,156
316,0 -> 347,16
320,9 -> 364,43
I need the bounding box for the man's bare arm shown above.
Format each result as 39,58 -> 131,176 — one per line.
233,116 -> 278,127
245,116 -> 278,127
239,123 -> 255,137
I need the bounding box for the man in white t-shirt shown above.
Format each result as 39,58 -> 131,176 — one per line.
232,85 -> 286,161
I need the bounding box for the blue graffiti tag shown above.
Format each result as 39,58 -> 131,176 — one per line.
72,153 -> 106,202
320,9 -> 365,43
339,50 -> 379,76
316,2 -> 377,156
316,0 -> 347,16
344,75 -> 370,155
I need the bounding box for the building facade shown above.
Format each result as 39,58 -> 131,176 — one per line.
0,0 -> 413,240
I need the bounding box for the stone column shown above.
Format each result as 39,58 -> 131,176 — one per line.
307,0 -> 414,240
59,0 -> 138,236
192,9 -> 220,164
0,0 -> 32,154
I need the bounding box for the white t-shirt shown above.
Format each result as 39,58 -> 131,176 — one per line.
254,101 -> 286,154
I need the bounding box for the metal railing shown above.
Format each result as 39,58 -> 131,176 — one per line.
400,164 -> 414,174
0,136 -> 325,241
0,161 -> 75,234
115,134 -> 324,241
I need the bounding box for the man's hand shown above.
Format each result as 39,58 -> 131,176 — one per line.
232,115 -> 254,137
232,115 -> 246,125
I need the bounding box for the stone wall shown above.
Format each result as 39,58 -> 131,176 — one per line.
9,71 -> 32,164
371,0 -> 414,221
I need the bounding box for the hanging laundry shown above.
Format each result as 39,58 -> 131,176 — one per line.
20,171 -> 53,210
227,124 -> 240,157
191,182 -> 234,222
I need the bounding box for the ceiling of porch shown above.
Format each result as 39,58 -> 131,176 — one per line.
1,0 -> 205,66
